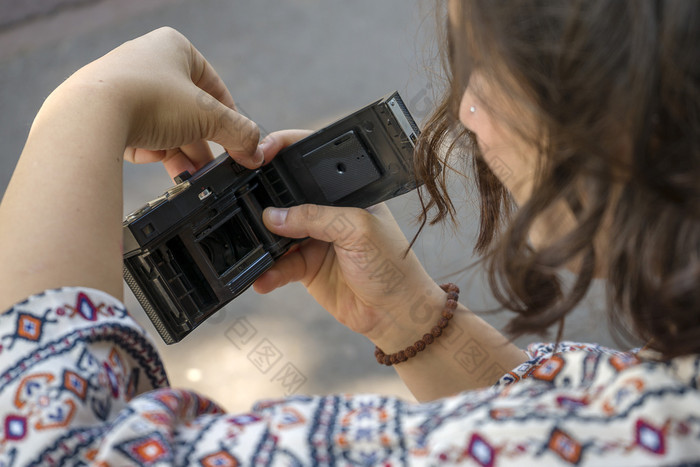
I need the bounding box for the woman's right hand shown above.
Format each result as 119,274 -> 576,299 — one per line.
253,130 -> 447,349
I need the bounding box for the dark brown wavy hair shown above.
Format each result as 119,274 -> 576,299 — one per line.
415,0 -> 700,357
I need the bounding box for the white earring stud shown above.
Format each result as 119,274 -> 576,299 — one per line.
469,105 -> 476,113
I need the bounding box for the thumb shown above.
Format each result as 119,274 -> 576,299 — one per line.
263,204 -> 369,247
197,93 -> 264,169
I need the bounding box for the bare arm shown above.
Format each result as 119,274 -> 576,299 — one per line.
0,28 -> 263,312
372,298 -> 528,400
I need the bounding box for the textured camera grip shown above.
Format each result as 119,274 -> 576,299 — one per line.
123,264 -> 175,344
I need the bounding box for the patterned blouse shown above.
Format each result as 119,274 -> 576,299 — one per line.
1,287 -> 698,466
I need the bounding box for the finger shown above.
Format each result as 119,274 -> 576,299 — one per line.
180,140 -> 214,170
253,240 -> 330,293
158,141 -> 213,181
263,204 -> 370,247
253,270 -> 280,294
253,250 -> 308,294
365,202 -> 391,219
188,42 -> 237,111
195,91 -> 263,169
160,148 -> 198,180
124,147 -> 166,165
258,130 -> 313,163
186,44 -> 264,169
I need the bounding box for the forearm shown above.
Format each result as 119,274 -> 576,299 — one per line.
0,81 -> 129,311
371,295 -> 528,402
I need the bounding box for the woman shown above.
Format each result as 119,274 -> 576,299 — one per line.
0,1 -> 698,465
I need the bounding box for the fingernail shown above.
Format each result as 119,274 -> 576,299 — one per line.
259,138 -> 273,154
266,207 -> 288,227
254,146 -> 265,166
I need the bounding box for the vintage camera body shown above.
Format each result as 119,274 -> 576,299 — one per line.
123,91 -> 420,343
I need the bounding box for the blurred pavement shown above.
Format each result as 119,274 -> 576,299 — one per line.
0,0 -> 618,412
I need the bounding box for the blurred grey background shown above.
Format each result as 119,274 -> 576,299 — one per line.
0,0 -> 615,412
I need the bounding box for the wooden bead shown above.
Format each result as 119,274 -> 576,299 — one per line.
374,283 -> 459,366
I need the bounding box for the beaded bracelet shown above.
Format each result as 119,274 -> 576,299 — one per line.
374,283 -> 460,366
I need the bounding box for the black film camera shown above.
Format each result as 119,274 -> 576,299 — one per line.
123,91 -> 421,343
